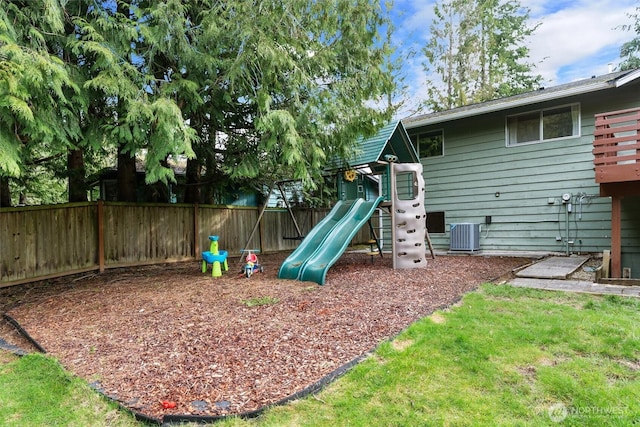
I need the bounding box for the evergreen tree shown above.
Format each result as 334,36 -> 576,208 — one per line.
1,0 -> 398,205
0,0 -> 81,205
131,0 -> 398,202
619,4 -> 640,71
422,0 -> 542,112
208,0 -> 397,191
423,0 -> 464,111
83,0 -> 196,202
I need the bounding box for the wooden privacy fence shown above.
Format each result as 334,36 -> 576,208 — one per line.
0,201 -> 371,287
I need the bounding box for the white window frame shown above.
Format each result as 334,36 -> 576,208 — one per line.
506,103 -> 581,147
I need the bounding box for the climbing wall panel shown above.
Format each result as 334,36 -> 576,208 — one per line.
391,163 -> 427,269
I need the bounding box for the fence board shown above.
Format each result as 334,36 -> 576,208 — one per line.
261,209 -> 311,253
0,204 -> 97,284
1,202 -> 375,286
102,203 -> 194,266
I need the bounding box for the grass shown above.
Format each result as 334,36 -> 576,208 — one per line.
1,285 -> 639,426
241,296 -> 280,307
0,353 -> 140,426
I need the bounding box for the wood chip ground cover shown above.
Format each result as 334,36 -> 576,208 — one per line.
1,253 -> 530,420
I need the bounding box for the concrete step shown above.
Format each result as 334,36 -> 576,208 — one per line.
516,255 -> 589,279
509,277 -> 640,297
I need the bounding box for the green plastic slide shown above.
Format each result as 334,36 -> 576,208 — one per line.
278,197 -> 383,285
278,199 -> 360,280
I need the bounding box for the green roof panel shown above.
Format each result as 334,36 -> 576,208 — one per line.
327,121 -> 419,172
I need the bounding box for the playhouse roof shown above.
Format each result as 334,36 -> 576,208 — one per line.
329,121 -> 419,174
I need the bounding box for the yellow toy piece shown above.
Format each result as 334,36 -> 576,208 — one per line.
343,169 -> 357,182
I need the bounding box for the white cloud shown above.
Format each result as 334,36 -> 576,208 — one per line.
394,0 -> 437,41
523,0 -> 637,84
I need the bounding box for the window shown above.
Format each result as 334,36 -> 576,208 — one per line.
426,211 -> 445,233
507,104 -> 580,146
410,130 -> 444,158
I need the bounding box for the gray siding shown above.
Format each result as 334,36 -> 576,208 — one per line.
408,84 -> 640,255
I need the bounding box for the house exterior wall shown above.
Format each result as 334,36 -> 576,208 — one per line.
622,196 -> 640,278
404,82 -> 640,259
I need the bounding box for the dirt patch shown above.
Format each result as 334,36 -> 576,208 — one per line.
390,338 -> 414,351
617,358 -> 640,371
429,312 -> 447,324
0,252 -> 530,420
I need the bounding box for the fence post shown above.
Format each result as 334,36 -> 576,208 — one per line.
97,199 -> 105,272
194,203 -> 199,258
259,207 -> 265,253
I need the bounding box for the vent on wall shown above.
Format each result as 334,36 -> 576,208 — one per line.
450,223 -> 480,251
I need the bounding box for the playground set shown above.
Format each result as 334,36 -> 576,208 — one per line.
201,121 -> 433,285
278,121 -> 433,285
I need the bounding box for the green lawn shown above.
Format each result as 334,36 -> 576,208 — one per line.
2,284 -> 639,426
0,352 -> 140,426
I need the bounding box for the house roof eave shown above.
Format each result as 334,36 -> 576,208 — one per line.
402,69 -> 640,129
615,68 -> 640,87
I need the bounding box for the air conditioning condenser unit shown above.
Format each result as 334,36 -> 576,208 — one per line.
450,223 -> 480,251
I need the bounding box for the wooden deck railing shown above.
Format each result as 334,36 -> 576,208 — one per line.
593,107 -> 640,183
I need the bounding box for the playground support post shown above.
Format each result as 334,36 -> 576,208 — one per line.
277,182 -> 304,240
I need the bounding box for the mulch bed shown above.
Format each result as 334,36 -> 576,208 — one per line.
0,252 -> 531,421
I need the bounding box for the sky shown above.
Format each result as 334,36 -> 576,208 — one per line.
390,0 -> 639,117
